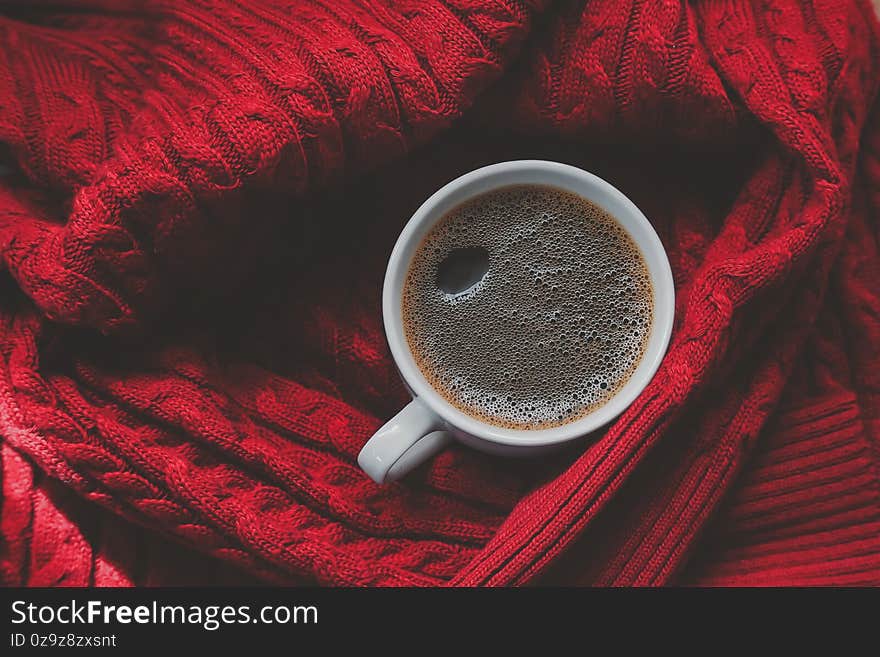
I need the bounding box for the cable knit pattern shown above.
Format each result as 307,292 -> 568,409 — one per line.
0,0 -> 879,586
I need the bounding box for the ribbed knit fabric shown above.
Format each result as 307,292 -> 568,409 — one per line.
0,0 -> 878,586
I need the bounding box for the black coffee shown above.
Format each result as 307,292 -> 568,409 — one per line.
402,184 -> 653,430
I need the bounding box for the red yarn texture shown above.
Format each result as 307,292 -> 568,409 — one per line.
1,0 -> 879,586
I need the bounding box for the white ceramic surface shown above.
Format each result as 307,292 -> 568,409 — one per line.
358,161 -> 674,484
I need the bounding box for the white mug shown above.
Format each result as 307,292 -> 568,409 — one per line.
358,161 -> 674,484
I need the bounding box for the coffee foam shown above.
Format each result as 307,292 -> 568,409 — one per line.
402,184 -> 653,430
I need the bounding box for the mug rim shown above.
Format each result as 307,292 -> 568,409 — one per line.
382,160 -> 674,448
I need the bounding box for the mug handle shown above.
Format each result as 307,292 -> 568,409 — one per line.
358,398 -> 453,484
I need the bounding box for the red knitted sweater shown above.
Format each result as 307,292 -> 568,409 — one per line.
1,0 -> 878,586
